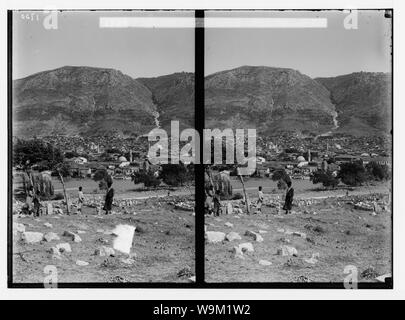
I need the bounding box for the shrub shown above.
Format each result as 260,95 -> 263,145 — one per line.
366,162 -> 390,181
311,170 -> 339,188
132,171 -> 161,188
338,161 -> 367,186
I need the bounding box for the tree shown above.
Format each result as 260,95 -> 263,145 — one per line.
13,138 -> 63,168
160,163 -> 192,187
338,161 -> 367,186
311,170 -> 339,189
14,139 -> 70,211
271,169 -> 291,184
132,171 -> 161,189
366,162 -> 390,181
93,168 -> 113,190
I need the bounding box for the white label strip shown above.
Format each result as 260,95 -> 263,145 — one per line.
99,17 -> 328,29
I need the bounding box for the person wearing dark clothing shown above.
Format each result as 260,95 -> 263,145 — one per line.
103,183 -> 114,215
205,186 -> 214,215
283,181 -> 294,214
213,190 -> 222,216
33,190 -> 41,217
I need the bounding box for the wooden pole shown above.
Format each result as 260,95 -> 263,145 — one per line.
58,171 -> 70,215
238,173 -> 250,214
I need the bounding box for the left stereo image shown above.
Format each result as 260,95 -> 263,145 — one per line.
9,10 -> 196,286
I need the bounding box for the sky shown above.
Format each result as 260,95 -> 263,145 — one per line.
13,10 -> 392,80
205,10 -> 392,78
12,11 -> 195,79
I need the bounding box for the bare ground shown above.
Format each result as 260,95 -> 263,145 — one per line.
12,198 -> 195,284
205,194 -> 391,283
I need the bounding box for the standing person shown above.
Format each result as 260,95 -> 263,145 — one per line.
257,186 -> 264,213
77,186 -> 85,214
283,181 -> 294,214
205,185 -> 214,215
33,190 -> 41,217
213,190 -> 222,216
25,186 -> 34,215
103,182 -> 114,215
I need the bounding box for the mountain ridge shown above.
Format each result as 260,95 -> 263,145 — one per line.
12,65 -> 391,138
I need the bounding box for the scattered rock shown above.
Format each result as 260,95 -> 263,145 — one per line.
76,260 -> 89,266
121,258 -> 135,265
245,230 -> 264,242
258,230 -> 268,234
63,231 -> 82,242
304,253 -> 320,264
21,231 -> 44,244
43,232 -> 60,242
277,228 -> 285,233
239,242 -> 254,253
47,247 -> 61,256
77,230 -> 86,234
277,245 -> 298,257
56,243 -> 72,253
259,259 -> 272,266
44,222 -> 53,228
96,237 -> 109,244
94,246 -> 115,257
232,246 -> 245,259
293,231 -> 307,239
224,222 -> 234,228
13,222 -> 25,233
226,232 -> 242,242
205,231 -> 226,243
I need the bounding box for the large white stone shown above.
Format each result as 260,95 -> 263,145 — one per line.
112,224 -> 136,254
43,232 -> 60,242
205,231 -> 226,243
226,232 -> 242,242
21,232 -> 44,244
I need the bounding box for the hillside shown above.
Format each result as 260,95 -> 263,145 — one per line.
316,72 -> 392,136
13,66 -> 158,137
138,72 -> 195,130
205,66 -> 338,136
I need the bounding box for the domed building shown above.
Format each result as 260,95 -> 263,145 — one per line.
118,156 -> 127,162
296,156 -> 306,163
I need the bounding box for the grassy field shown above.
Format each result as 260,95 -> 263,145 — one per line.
205,193 -> 391,283
230,176 -> 390,199
13,176 -> 195,200
12,197 -> 195,283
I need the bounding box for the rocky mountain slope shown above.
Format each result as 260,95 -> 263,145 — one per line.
13,66 -> 158,137
316,72 -> 392,136
138,72 -> 195,130
205,66 -> 338,136
13,65 -> 391,139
